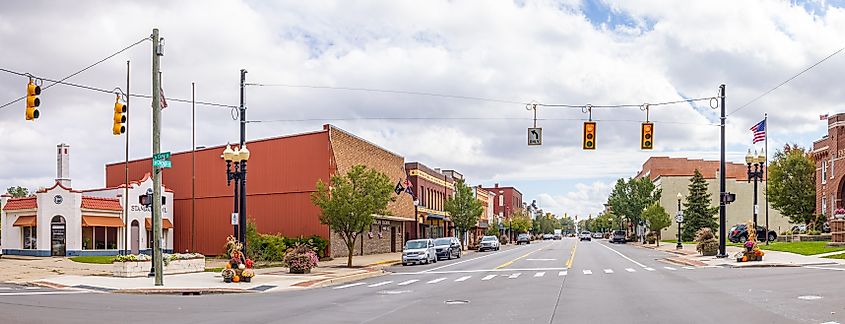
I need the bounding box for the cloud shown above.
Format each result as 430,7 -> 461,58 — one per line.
536,181 -> 614,218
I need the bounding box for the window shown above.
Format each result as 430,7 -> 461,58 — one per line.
22,226 -> 36,249
84,226 -> 118,250
823,197 -> 828,216
499,195 -> 504,207
82,227 -> 94,249
822,160 -> 828,184
831,159 -> 835,180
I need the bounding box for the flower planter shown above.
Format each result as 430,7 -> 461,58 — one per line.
112,258 -> 206,277
223,277 -> 232,283
242,277 -> 252,283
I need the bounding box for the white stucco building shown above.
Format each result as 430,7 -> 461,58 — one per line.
0,144 -> 174,256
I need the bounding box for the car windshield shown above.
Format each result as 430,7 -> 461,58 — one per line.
481,237 -> 496,242
434,238 -> 451,245
581,232 -> 590,235
614,231 -> 625,236
405,241 -> 427,249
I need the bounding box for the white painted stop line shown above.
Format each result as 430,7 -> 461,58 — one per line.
481,275 -> 497,281
454,276 -> 472,282
534,272 -> 545,277
644,267 -> 655,271
603,269 -> 613,274
334,282 -> 366,289
397,279 -> 419,286
664,266 -> 677,271
367,281 -> 393,288
583,270 -> 593,275
427,278 -> 447,284
558,271 -> 567,276
508,273 -> 521,279
625,268 -> 636,272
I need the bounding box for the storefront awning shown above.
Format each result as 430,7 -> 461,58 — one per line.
145,218 -> 174,229
82,216 -> 125,227
12,216 -> 36,227
426,213 -> 446,221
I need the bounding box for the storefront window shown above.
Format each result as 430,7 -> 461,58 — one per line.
82,227 -> 94,249
84,226 -> 119,250
22,226 -> 36,249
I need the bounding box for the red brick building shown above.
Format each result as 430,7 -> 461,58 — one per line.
482,184 -> 523,240
636,157 -> 749,181
812,113 -> 845,219
105,125 -> 415,256
404,162 -> 456,240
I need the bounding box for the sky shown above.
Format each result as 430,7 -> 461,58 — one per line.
0,0 -> 843,219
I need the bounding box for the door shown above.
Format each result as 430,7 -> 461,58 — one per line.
390,226 -> 397,253
50,216 -> 66,256
130,220 -> 140,254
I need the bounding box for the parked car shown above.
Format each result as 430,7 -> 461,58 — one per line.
823,222 -> 831,233
592,232 -> 603,239
433,237 -> 462,260
610,230 -> 627,244
516,233 -> 531,245
728,224 -> 777,243
478,235 -> 500,251
579,231 -> 592,241
553,233 -> 562,240
402,239 -> 437,266
543,234 -> 554,240
791,224 -> 807,233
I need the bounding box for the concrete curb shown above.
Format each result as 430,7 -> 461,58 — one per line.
29,281 -> 71,289
307,269 -> 387,289
662,257 -> 707,267
114,288 -> 256,295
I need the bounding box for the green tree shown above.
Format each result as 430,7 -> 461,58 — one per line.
768,144 -> 818,228
311,165 -> 395,267
486,217 -> 500,236
643,203 -> 671,246
606,177 -> 661,238
6,186 -> 29,198
445,179 -> 484,250
681,169 -> 718,241
507,210 -> 532,233
559,215 -> 575,233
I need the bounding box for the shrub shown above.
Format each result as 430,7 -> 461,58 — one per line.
499,236 -> 509,245
807,230 -> 821,235
695,228 -> 718,256
645,232 -> 656,244
284,244 -> 319,272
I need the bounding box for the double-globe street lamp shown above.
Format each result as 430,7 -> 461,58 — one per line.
222,143 -> 251,254
745,149 -> 766,238
676,193 -> 684,250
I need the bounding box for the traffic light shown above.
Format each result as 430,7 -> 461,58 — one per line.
113,95 -> 127,135
25,80 -> 40,120
583,121 -> 596,150
641,122 -> 654,150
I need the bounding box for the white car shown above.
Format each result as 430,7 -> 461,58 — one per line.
579,231 -> 592,241
402,239 -> 437,266
478,235 -> 500,252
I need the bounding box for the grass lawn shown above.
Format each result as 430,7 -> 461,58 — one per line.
204,267 -> 223,272
69,256 -> 115,264
742,241 -> 845,256
823,252 -> 845,259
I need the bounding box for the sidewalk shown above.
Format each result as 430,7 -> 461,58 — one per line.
17,252 -> 403,294
636,242 -> 845,268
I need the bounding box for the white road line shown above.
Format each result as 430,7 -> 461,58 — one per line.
394,267 -> 568,275
367,281 -> 393,288
333,282 -> 366,289
583,270 -> 593,275
625,268 -> 636,272
454,276 -> 472,282
558,271 -> 568,276
597,242 -> 648,268
702,265 -> 723,268
644,267 -> 656,271
23,287 -> 40,290
603,269 -> 614,274
534,272 -> 545,277
804,266 -> 845,271
526,258 -> 556,261
397,279 -> 419,286
683,266 -> 695,270
508,273 -> 521,279
0,291 -> 91,296
419,242 -> 537,273
664,266 -> 677,271
0,287 -> 13,290
481,275 -> 497,281
427,278 -> 447,284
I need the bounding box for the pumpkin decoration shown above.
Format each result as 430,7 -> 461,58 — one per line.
238,264 -> 246,270
225,263 -> 232,269
741,256 -> 748,262
232,275 -> 240,283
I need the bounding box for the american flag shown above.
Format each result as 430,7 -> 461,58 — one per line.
404,178 -> 415,198
159,88 -> 168,109
750,119 -> 766,144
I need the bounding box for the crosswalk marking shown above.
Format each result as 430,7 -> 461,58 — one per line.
625,268 -> 636,272
664,266 -> 677,271
583,270 -> 592,275
558,271 -> 567,276
334,282 -> 366,289
534,272 -> 545,277
644,267 -> 655,271
508,273 -> 521,279
427,278 -> 447,284
683,266 -> 695,270
454,276 -> 472,282
397,279 -> 419,286
603,269 -> 613,274
368,281 -> 393,288
481,275 -> 497,281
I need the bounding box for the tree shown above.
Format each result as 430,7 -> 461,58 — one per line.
6,186 -> 29,198
507,210 -> 532,233
606,177 -> 661,238
559,216 -> 575,233
486,217 -> 501,237
768,144 -> 818,228
643,203 -> 671,246
681,169 -> 718,241
445,179 -> 484,250
311,165 -> 395,267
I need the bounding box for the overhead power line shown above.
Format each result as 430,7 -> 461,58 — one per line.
0,37 -> 151,110
247,116 -> 717,126
729,45 -> 845,116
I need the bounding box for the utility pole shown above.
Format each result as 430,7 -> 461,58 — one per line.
239,69 -> 248,254
151,28 -> 164,285
124,60 -> 130,255
717,84 -> 727,258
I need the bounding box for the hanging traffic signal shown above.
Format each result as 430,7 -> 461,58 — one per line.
113,95 -> 127,135
583,121 -> 596,150
25,80 -> 40,120
641,122 -> 654,150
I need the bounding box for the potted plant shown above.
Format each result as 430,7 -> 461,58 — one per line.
835,208 -> 845,220
241,269 -> 255,282
284,243 -> 319,274
695,227 -> 718,256
221,268 -> 235,283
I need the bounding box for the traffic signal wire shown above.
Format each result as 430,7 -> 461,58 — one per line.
0,37 -> 151,110
0,67 -> 238,110
246,116 -> 717,126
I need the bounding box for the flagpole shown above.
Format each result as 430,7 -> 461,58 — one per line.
765,113 -> 769,245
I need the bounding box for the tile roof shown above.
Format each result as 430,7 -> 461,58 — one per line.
3,197 -> 37,211
81,196 -> 123,211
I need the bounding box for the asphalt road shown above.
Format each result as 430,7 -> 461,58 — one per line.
1,238 -> 845,324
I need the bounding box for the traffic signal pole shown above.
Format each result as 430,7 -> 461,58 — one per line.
717,84 -> 727,258
151,28 -> 164,285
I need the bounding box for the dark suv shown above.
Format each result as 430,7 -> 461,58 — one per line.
610,230 -> 626,244
516,233 -> 531,245
728,224 -> 777,243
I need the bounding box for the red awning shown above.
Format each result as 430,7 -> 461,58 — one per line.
82,216 -> 125,227
145,218 -> 173,229
12,216 -> 36,227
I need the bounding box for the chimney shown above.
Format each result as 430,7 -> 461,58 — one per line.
56,143 -> 71,187
494,183 -> 499,188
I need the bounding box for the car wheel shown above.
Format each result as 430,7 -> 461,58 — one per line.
768,233 -> 776,242
457,250 -> 461,258
447,251 -> 453,260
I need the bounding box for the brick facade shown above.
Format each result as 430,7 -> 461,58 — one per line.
329,220 -> 404,257
636,157 -> 749,181
405,162 -> 456,240
812,113 -> 845,220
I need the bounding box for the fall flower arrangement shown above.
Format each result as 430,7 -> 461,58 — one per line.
284,243 -> 319,274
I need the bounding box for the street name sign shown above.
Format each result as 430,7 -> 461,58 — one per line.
153,152 -> 172,168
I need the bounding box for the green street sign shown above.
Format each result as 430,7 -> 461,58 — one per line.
153,160 -> 172,168
153,152 -> 171,161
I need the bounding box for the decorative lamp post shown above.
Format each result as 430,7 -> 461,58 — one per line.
746,149 -> 766,237
222,143 -> 251,254
676,193 -> 684,250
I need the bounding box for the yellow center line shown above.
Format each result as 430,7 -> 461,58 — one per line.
495,243 -> 547,269
565,241 -> 578,269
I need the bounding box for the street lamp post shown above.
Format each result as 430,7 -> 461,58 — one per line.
746,149 -> 766,237
223,143 -> 251,254
676,193 -> 684,250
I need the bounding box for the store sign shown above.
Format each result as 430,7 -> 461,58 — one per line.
130,204 -> 168,214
